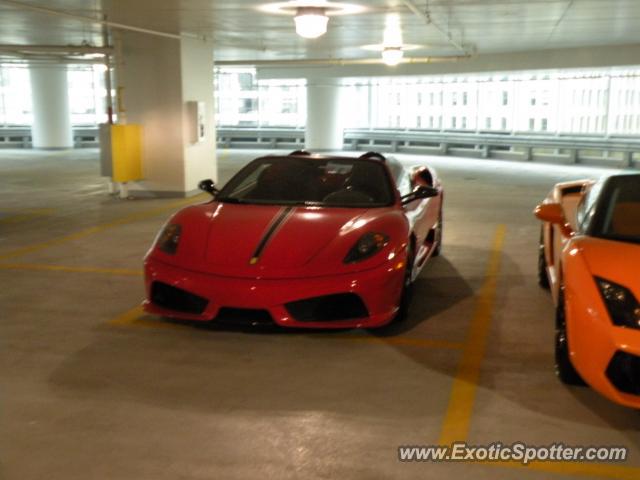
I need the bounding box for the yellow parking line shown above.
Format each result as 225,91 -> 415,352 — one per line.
0,262 -> 142,276
0,194 -> 206,261
0,208 -> 56,225
439,224 -> 506,445
333,335 -> 463,350
109,305 -> 145,326
108,305 -> 185,330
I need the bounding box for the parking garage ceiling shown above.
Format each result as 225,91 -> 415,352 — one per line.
0,0 -> 639,62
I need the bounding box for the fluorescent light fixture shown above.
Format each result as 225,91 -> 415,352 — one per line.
382,47 -> 403,66
294,7 -> 329,38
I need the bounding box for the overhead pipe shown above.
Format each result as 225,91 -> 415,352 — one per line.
399,0 -> 469,55
0,56 -> 113,65
0,44 -> 113,54
102,18 -> 114,125
216,55 -> 470,68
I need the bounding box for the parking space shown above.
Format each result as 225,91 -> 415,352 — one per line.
1,149 -> 639,479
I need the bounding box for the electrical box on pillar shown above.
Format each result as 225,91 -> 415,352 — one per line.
186,101 -> 206,144
111,124 -> 143,183
99,124 -> 143,198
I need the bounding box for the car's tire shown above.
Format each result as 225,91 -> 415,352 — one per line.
432,211 -> 443,257
394,243 -> 415,323
555,290 -> 586,386
538,227 -> 550,290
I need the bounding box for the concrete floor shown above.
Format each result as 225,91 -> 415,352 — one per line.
1,148 -> 639,479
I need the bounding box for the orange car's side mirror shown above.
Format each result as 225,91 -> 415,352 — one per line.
534,202 -> 574,237
534,203 -> 564,224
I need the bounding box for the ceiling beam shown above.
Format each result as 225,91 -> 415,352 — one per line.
0,0 -> 193,41
255,44 -> 640,80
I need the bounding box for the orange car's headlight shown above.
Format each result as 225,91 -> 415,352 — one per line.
596,277 -> 640,329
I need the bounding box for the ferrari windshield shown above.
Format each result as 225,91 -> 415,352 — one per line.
593,175 -> 640,244
217,156 -> 395,207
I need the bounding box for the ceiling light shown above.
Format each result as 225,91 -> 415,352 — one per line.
259,1 -> 365,39
294,7 -> 329,38
382,47 -> 404,66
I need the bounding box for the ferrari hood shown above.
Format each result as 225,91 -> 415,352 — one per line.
204,203 -> 370,271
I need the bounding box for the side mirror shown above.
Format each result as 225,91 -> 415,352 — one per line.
402,185 -> 438,205
534,202 -> 574,236
411,167 -> 434,187
198,179 -> 218,196
534,203 -> 564,224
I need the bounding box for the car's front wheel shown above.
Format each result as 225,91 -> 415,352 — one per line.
394,244 -> 415,323
538,227 -> 550,289
432,211 -> 443,257
555,290 -> 586,386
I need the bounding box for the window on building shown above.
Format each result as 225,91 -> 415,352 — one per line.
501,117 -> 507,130
529,118 -> 535,130
542,90 -> 550,106
461,117 -> 467,129
486,117 -> 492,129
541,118 -> 548,131
502,91 -> 509,105
238,73 -> 254,91
452,92 -> 458,106
239,98 -> 257,114
463,92 -> 468,106
451,117 -> 457,129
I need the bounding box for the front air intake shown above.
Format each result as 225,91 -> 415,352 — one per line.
606,351 -> 640,396
150,282 -> 208,315
285,293 -> 369,322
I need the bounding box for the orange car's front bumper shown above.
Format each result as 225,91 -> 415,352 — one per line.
566,275 -> 640,409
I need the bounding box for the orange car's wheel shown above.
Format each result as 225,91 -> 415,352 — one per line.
555,290 -> 586,386
538,227 -> 550,290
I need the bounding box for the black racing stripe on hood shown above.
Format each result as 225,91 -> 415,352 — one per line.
249,207 -> 295,265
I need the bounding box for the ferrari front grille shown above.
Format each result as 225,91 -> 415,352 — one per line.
606,351 -> 640,396
285,293 -> 369,322
150,282 -> 208,315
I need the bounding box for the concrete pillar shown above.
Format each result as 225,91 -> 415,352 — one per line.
115,32 -> 216,196
306,81 -> 343,151
30,65 -> 73,149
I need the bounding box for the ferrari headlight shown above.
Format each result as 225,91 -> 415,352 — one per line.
595,277 -> 640,329
344,232 -> 389,264
156,224 -> 182,255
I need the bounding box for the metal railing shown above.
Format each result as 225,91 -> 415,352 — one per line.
217,127 -> 640,168
3,125 -> 639,169
0,127 -> 99,148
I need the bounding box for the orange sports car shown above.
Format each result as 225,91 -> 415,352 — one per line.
534,173 -> 640,408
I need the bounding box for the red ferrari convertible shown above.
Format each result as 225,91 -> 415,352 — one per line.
143,151 -> 444,329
